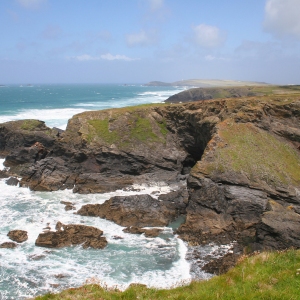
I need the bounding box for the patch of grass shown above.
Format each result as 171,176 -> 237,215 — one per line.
203,121 -> 300,187
20,119 -> 44,131
35,249 -> 300,300
88,119 -> 120,145
129,116 -> 160,142
86,110 -> 167,147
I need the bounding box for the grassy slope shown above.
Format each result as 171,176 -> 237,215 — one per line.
191,95 -> 300,189
195,120 -> 300,188
35,249 -> 300,300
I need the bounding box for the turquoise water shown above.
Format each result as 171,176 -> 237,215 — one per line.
0,84 -> 184,129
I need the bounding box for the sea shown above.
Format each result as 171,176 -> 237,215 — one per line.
0,84 -> 217,299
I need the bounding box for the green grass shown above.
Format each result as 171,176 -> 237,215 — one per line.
88,119 -> 120,145
35,249 -> 300,300
202,121 -> 300,187
20,119 -> 44,131
84,106 -> 168,147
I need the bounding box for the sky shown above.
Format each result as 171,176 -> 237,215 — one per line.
1,0 -> 300,84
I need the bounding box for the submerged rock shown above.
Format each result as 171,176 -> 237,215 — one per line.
35,222 -> 107,249
7,230 -> 28,243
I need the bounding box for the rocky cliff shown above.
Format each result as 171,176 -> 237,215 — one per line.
1,92 -> 300,252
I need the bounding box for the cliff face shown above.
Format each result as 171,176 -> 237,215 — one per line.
1,94 -> 300,251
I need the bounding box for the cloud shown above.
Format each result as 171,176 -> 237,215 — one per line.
204,55 -> 227,61
126,30 -> 157,47
72,53 -> 138,62
148,0 -> 164,11
16,0 -> 46,9
193,24 -> 227,48
41,25 -> 62,40
264,0 -> 300,39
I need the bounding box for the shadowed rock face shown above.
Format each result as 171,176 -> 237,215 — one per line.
35,222 -> 107,249
1,92 -> 300,252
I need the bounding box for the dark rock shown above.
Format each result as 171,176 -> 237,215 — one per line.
7,230 -> 28,243
112,235 -> 124,240
5,177 -> 19,186
0,242 -> 17,248
177,176 -> 269,245
122,226 -> 162,237
256,201 -> 300,249
202,252 -> 240,275
77,194 -> 180,227
35,222 -> 107,249
123,226 -> 145,234
0,170 -> 9,178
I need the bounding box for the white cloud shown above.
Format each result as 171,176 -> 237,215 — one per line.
126,30 -> 157,47
41,25 -> 62,40
148,0 -> 164,11
204,55 -> 228,61
72,53 -> 138,62
16,0 -> 46,9
264,0 -> 300,39
193,24 -> 226,48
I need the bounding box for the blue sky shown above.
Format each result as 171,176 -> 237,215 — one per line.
1,0 -> 300,84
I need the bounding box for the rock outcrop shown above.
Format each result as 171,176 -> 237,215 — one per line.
35,222 -> 107,249
1,90 -> 300,252
77,192 -> 187,227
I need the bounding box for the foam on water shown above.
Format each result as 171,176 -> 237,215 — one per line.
0,180 -> 192,299
0,108 -> 86,130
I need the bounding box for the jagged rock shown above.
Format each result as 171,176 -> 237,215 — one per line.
35,222 -> 107,249
256,201 -> 300,249
0,242 -> 17,248
123,226 -> 162,237
7,230 -> 28,243
177,176 -> 269,245
77,193 -> 183,227
5,177 -> 19,186
202,252 -> 240,275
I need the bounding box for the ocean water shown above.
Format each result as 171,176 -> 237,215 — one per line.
0,85 -> 215,299
0,84 -> 185,129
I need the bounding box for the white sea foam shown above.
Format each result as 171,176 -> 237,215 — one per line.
0,108 -> 86,130
0,158 -> 6,170
0,180 -> 194,299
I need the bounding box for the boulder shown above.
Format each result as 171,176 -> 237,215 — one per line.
0,242 -> 17,249
7,230 -> 28,243
6,177 -> 20,186
35,222 -> 107,249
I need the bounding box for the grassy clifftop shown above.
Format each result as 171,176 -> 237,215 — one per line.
64,104 -> 168,150
35,249 -> 300,300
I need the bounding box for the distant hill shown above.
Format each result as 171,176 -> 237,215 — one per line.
144,79 -> 269,87
165,85 -> 300,103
